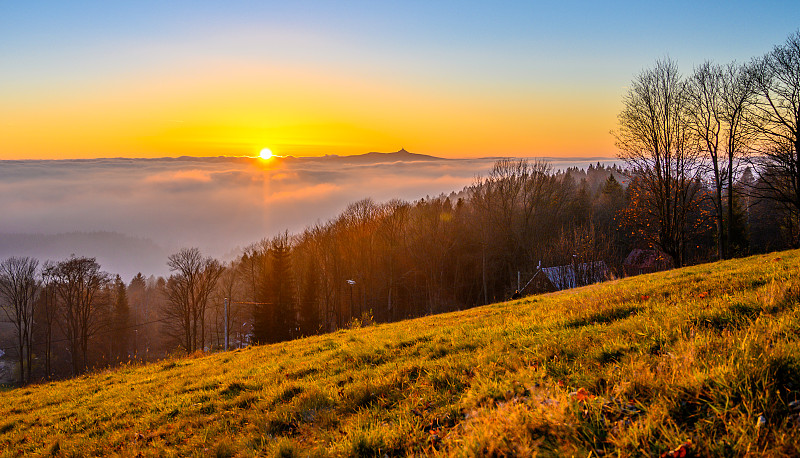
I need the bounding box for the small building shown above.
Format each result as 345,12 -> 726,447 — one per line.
542,261 -> 609,290
623,249 -> 673,276
518,269 -> 557,296
519,261 -> 610,295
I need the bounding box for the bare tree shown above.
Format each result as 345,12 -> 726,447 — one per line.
376,199 -> 410,321
36,261 -> 58,378
292,238 -> 321,337
615,58 -> 704,266
470,159 -> 529,304
469,158 -> 570,303
688,61 -> 756,258
0,257 -> 39,384
314,222 -> 344,330
520,160 -> 571,262
749,30 -> 800,244
338,199 -> 380,321
406,198 -> 457,314
210,261 -> 241,349
544,223 -> 615,285
162,248 -> 224,353
47,256 -> 109,375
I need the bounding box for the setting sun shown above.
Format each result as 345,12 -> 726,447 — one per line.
259,148 -> 273,160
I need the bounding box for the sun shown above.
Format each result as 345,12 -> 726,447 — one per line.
259,148 -> 273,160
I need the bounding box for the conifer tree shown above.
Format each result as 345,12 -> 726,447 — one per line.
111,275 -> 130,362
252,233 -> 297,343
297,257 -> 319,337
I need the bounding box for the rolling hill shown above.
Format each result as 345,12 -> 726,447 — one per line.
2,250 -> 800,456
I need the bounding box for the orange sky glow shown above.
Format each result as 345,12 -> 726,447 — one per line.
0,62 -> 619,160
2,2 -> 794,160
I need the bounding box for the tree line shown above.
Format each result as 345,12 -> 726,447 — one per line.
2,31 -> 800,384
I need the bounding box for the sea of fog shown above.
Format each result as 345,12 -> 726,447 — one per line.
0,154 -> 623,280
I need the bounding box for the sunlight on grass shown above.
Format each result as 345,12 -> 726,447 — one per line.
2,251 -> 800,456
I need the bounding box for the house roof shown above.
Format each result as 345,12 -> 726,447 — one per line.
541,266 -> 576,290
540,261 -> 609,291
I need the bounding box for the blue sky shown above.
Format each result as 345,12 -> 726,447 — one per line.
1,1 -> 798,158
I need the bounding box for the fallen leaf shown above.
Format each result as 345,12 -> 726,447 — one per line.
661,440 -> 692,458
569,387 -> 595,402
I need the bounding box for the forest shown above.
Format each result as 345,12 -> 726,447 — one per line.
2,30 -> 800,384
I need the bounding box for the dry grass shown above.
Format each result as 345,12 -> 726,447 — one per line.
2,250 -> 800,456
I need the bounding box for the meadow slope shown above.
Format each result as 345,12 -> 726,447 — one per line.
2,251 -> 800,457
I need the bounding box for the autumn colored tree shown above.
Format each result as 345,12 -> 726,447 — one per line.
615,58 -> 704,266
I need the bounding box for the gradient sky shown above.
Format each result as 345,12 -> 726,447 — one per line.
1,1 -> 798,159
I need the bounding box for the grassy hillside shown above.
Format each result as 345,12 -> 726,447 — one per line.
2,251 -> 800,457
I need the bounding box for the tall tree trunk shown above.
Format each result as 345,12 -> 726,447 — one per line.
727,153 -> 734,257
482,246 -> 488,305
17,324 -> 25,384
26,328 -> 32,382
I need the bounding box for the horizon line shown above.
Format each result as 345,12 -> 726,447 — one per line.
0,152 -> 622,162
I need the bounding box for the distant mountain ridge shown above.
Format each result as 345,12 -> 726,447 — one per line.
282,148 -> 448,163
356,149 -> 447,162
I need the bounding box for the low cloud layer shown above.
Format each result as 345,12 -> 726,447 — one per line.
0,154 -> 618,279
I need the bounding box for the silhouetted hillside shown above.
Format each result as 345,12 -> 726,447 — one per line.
282,149 -> 447,163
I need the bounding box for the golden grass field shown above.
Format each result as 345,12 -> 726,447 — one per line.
2,250 -> 800,456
